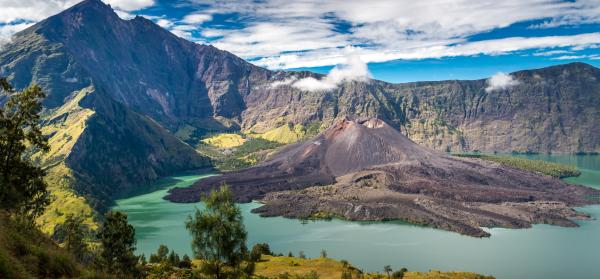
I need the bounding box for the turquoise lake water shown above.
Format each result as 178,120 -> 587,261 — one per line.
114,155 -> 600,279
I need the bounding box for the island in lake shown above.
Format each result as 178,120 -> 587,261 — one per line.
166,118 -> 600,237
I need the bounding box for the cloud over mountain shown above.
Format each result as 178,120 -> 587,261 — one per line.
486,72 -> 520,92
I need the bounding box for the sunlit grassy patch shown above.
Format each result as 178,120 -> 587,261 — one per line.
255,255 -> 356,279
454,154 -> 581,178
201,133 -> 246,148
255,255 -> 495,279
37,164 -> 98,235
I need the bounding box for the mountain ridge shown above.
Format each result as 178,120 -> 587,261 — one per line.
1,0 -> 599,232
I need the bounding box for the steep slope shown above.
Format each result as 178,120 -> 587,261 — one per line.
394,63 -> 600,153
0,212 -> 91,278
0,0 -> 211,232
167,118 -> 600,237
240,63 -> 600,153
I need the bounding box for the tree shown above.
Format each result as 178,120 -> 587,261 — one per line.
0,81 -> 49,219
185,185 -> 248,279
61,214 -> 89,261
320,249 -> 327,258
168,250 -> 180,266
384,265 -> 392,278
179,254 -> 192,269
250,243 -> 271,262
298,251 -> 306,259
150,244 -> 170,263
392,268 -> 407,279
96,211 -> 139,277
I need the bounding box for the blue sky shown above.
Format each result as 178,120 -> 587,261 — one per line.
1,0 -> 599,83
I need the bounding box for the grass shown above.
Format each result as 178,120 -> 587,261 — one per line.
37,163 -> 98,236
255,255 -> 495,279
454,154 -> 581,178
28,88 -> 99,236
251,121 -> 323,144
254,255 -> 359,279
201,133 -> 246,149
197,137 -> 283,171
254,123 -> 307,144
0,212 -> 88,279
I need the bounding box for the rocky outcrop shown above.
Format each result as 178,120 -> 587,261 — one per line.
166,118 -> 600,237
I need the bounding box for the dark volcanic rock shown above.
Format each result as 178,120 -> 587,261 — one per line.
167,118 -> 600,237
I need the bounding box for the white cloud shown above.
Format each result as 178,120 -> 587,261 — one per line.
2,0 -> 600,70
0,0 -> 155,40
0,0 -> 80,23
552,55 -> 588,60
156,18 -> 173,28
269,77 -> 297,88
103,0 -> 154,11
0,22 -> 33,47
114,9 -> 135,20
176,0 -> 600,69
254,32 -> 600,69
552,54 -> 600,60
485,72 -> 520,92
532,49 -> 573,56
291,55 -> 371,92
182,13 -> 212,24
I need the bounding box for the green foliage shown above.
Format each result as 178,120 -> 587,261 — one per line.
320,250 -> 327,258
185,184 -> 248,278
149,244 -> 169,263
384,265 -> 392,276
0,212 -> 87,278
58,214 -> 90,262
0,77 -> 11,92
454,154 -> 581,178
168,250 -> 180,267
277,270 -> 320,279
180,254 -> 192,269
0,82 -> 50,219
96,211 -> 140,277
250,243 -> 272,262
197,136 -> 283,171
234,137 -> 282,155
392,268 -> 408,279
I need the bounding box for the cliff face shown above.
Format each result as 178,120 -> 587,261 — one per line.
395,63 -> 600,153
239,63 -> 600,153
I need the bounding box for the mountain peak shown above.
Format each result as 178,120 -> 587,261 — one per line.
29,0 -> 119,37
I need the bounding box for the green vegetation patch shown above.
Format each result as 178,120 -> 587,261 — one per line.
201,133 -> 246,149
454,154 -> 581,178
0,213 -> 87,279
197,137 -> 283,171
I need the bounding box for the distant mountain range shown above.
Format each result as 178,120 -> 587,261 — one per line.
0,0 -> 599,231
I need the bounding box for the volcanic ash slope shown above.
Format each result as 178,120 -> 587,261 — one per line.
167,118 -> 600,237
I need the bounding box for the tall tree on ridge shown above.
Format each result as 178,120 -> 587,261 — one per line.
0,78 -> 49,219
